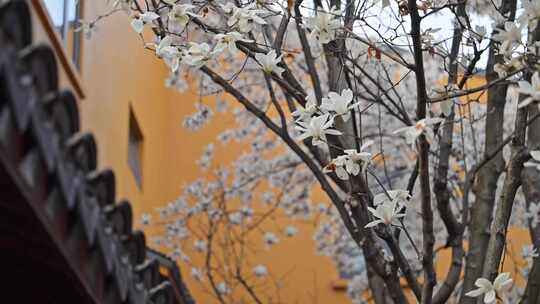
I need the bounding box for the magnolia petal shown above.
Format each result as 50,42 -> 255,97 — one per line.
373,193 -> 387,206
131,18 -> 144,33
347,162 -> 360,176
484,290 -> 496,304
367,206 -> 378,215
518,97 -> 534,108
312,138 -> 324,146
393,126 -> 411,134
364,220 -> 382,228
296,132 -> 311,141
141,11 -> 160,22
518,80 -> 534,93
524,161 -> 539,168
327,91 -> 340,100
342,88 -> 353,102
321,116 -> 335,129
441,99 -> 453,116
493,272 -> 512,290
465,288 -> 485,298
360,140 -> 374,151
326,129 -> 343,136
530,151 -> 540,161
335,166 -> 349,180
475,278 -> 493,289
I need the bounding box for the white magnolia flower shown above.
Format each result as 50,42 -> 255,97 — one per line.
222,3 -> 267,33
525,202 -> 540,228
285,225 -> 298,237
522,244 -> 539,266
421,27 -> 441,49
430,84 -> 458,116
373,189 -> 411,206
525,150 -> 540,170
465,272 -> 513,304
193,239 -> 207,252
320,89 -> 359,121
216,282 -> 230,295
141,213 -> 151,225
183,42 -> 219,68
365,199 -> 406,228
304,7 -> 341,44
393,117 -> 444,146
292,92 -> 318,121
131,11 -> 160,34
493,58 -> 523,78
214,32 -> 253,54
154,35 -> 174,57
166,3 -> 198,29
440,99 -> 455,116
152,36 -> 181,72
344,140 -> 373,173
228,212 -> 243,225
295,113 -> 343,146
517,72 -> 540,108
191,267 -> 204,281
472,25 -> 487,41
323,155 -> 350,180
253,265 -> 268,277
254,50 -> 284,75
264,232 -> 279,246
324,140 -> 373,180
492,22 -> 522,54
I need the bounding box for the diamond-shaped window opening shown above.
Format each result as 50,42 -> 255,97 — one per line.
128,106 -> 144,190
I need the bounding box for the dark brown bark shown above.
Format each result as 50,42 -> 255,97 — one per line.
432,4 -> 466,302
520,167 -> 540,304
408,0 -> 436,301
460,0 -> 516,298
519,23 -> 540,304
482,106 -> 528,280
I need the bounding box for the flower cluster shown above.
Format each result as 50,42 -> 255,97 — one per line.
465,273 -> 513,304
294,89 -> 361,150
517,73 -> 540,108
324,140 -> 373,180
365,190 -> 409,228
525,150 -> 540,170
393,117 -> 444,147
304,6 -> 342,44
